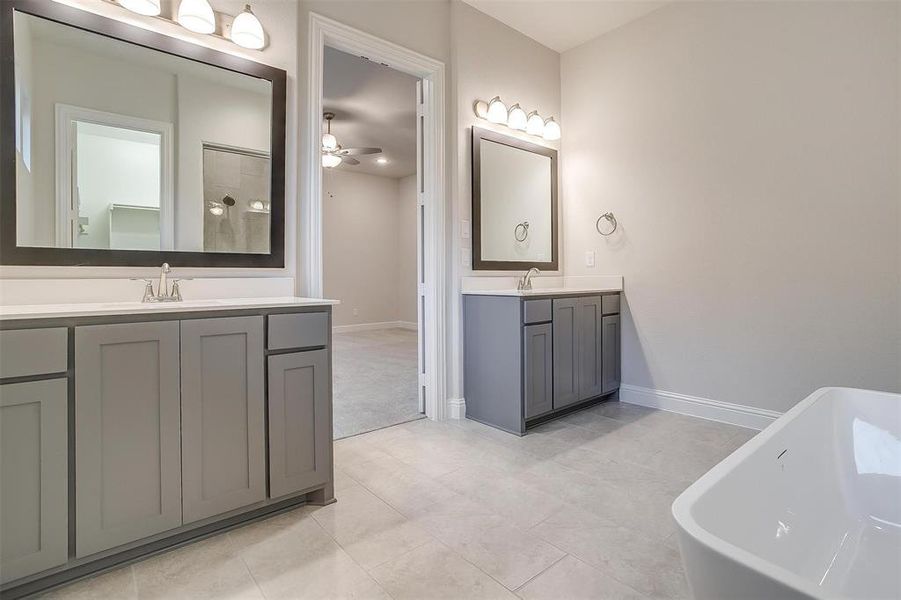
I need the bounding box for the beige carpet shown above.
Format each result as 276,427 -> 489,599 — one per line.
332,328 -> 422,439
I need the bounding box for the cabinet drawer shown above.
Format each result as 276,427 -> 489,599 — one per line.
602,294 -> 620,315
523,299 -> 552,324
0,328 -> 68,379
268,312 -> 329,350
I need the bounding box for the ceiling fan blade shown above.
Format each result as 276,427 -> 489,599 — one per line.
340,147 -> 382,156
341,156 -> 361,166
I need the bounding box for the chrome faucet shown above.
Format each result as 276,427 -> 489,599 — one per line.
517,267 -> 541,291
135,263 -> 186,302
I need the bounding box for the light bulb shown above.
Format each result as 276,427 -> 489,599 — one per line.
376,157 -> 388,165
209,205 -> 224,216
177,0 -> 215,34
507,104 -> 527,130
321,133 -> 338,151
322,154 -> 342,168
249,200 -> 264,210
526,111 -> 544,136
230,4 -> 265,50
119,0 -> 161,16
486,96 -> 507,124
542,117 -> 561,141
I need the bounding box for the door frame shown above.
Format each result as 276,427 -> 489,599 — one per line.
304,13 -> 447,420
54,104 -> 174,249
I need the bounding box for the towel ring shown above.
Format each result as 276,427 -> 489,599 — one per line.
596,212 -> 617,236
514,221 -> 530,242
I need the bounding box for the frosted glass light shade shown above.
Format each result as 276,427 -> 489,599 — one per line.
177,0 -> 215,34
322,154 -> 341,168
526,111 -> 544,136
321,133 -> 338,151
230,4 -> 265,50
486,96 -> 507,124
507,104 -> 527,130
543,117 -> 561,141
119,0 -> 161,16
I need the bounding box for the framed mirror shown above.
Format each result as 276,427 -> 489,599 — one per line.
0,0 -> 286,267
471,127 -> 558,271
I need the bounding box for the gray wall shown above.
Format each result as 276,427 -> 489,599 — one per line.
561,1 -> 901,412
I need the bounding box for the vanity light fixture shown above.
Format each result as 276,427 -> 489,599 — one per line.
473,97 -> 561,141
507,104 -> 528,131
118,0 -> 161,16
108,0 -> 268,50
542,117 -> 561,141
322,153 -> 342,168
230,4 -> 265,50
526,111 -> 544,136
486,96 -> 508,124
177,0 -> 216,34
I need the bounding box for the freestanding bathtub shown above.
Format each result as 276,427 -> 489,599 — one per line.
673,387 -> 900,600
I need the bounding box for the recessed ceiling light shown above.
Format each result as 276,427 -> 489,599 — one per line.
376,157 -> 389,165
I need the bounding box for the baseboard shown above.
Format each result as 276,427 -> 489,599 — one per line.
332,321 -> 418,334
448,398 -> 466,420
619,384 -> 782,431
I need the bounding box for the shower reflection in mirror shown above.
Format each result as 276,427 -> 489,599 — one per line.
202,144 -> 271,253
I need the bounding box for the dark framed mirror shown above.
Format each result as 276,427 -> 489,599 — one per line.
471,127 -> 558,271
0,0 -> 286,267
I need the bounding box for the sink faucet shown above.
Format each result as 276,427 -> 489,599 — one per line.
135,263 -> 186,303
517,267 -> 541,291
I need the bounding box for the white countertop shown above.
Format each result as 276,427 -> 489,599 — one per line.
461,275 -> 623,297
0,296 -> 339,321
461,287 -> 621,297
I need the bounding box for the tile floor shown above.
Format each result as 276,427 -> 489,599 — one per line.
332,328 -> 421,439
42,401 -> 756,600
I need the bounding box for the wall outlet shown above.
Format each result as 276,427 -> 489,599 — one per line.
585,250 -> 596,268
352,308 -> 359,316
461,219 -> 471,239
461,248 -> 471,268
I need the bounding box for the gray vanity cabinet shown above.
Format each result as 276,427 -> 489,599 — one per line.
0,379 -> 68,584
180,316 -> 266,523
465,292 -> 621,435
75,321 -> 183,557
524,323 -> 553,419
268,349 -> 331,498
601,315 -> 621,394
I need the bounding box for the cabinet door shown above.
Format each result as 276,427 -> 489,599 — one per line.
0,380 -> 68,583
75,321 -> 182,557
524,323 -> 553,419
578,296 -> 604,401
268,350 -> 331,498
601,315 -> 621,394
181,317 -> 266,523
552,298 -> 579,409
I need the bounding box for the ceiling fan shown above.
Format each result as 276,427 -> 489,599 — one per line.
321,112 -> 382,168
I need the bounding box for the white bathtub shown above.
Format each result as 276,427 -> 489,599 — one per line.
673,387 -> 901,600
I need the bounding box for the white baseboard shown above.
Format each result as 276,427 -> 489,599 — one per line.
333,321 -> 418,334
448,398 -> 466,420
619,384 -> 782,431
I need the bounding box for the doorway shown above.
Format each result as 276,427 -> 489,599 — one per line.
305,14 -> 447,429
321,46 -> 421,438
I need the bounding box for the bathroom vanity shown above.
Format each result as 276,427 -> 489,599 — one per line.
463,289 -> 621,434
0,298 -> 336,597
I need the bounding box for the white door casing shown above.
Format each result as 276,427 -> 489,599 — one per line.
305,13 -> 447,420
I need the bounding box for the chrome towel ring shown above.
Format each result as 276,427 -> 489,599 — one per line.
596,212 -> 617,236
514,221 -> 530,242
